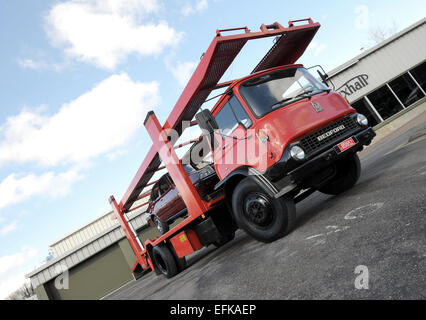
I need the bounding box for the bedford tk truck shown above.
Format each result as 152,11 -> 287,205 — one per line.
110,19 -> 377,279
195,64 -> 376,243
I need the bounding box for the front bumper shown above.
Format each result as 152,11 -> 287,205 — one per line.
269,127 -> 375,195
288,127 -> 375,183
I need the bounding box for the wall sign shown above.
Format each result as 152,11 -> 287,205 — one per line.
337,74 -> 369,98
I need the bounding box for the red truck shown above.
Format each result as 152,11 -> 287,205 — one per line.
110,19 -> 375,279
195,64 -> 375,242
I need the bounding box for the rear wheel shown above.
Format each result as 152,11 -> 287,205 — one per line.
153,216 -> 169,235
318,153 -> 361,195
152,244 -> 178,278
169,244 -> 187,272
231,178 -> 296,243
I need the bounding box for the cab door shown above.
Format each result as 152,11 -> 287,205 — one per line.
213,95 -> 253,179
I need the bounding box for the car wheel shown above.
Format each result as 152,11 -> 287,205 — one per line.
231,178 -> 296,243
152,244 -> 178,278
153,216 -> 169,235
318,153 -> 361,195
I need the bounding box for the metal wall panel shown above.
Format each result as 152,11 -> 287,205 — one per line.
330,21 -> 426,103
50,206 -> 148,257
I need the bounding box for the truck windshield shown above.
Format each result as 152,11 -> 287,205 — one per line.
239,67 -> 329,118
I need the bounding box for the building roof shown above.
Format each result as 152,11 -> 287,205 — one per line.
327,17 -> 426,78
48,186 -> 152,257
25,208 -> 148,287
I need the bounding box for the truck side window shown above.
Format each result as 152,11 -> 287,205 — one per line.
215,103 -> 238,135
228,95 -> 253,129
215,96 -> 252,134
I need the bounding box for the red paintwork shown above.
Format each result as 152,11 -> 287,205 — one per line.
210,65 -> 356,179
119,19 -> 320,213
144,112 -> 209,218
109,19 -> 322,273
140,112 -> 224,269
109,196 -> 153,271
170,230 -> 203,258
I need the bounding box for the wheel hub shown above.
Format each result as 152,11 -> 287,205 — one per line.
155,219 -> 163,233
244,193 -> 273,227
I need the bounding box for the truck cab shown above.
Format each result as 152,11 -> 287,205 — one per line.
196,64 -> 376,242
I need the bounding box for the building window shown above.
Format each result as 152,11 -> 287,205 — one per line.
410,61 -> 426,91
367,85 -> 404,121
351,98 -> 379,126
388,73 -> 425,107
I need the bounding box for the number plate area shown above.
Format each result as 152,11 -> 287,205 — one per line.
337,137 -> 356,153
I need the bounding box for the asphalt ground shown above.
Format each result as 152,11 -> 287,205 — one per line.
106,120 -> 426,300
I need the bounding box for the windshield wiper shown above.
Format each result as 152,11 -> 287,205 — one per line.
271,88 -> 315,109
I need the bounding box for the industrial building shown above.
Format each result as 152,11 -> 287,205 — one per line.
26,17 -> 426,300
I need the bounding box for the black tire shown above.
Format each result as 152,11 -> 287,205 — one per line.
231,178 -> 296,243
152,244 -> 178,278
169,244 -> 187,272
213,231 -> 235,248
153,216 -> 169,235
318,153 -> 361,195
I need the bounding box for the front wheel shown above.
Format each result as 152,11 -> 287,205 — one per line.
231,178 -> 296,243
318,153 -> 361,195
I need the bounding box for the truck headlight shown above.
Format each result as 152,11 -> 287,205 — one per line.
356,113 -> 368,126
290,145 -> 305,161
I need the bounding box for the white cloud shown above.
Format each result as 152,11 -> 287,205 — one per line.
0,170 -> 82,211
182,0 -> 208,16
0,248 -> 38,299
307,41 -> 327,56
45,0 -> 182,69
17,59 -> 44,71
0,221 -> 18,236
0,73 -> 160,167
0,272 -> 29,300
169,61 -> 198,87
0,248 -> 38,277
17,58 -> 69,72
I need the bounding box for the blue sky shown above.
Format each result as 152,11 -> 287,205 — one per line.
0,0 -> 424,298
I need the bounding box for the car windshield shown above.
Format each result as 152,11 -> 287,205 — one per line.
239,67 -> 329,118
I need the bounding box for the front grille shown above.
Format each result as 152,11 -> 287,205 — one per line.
299,117 -> 359,155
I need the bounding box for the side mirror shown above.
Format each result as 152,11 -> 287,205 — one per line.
195,109 -> 219,150
195,109 -> 218,134
317,70 -> 328,85
307,64 -> 336,90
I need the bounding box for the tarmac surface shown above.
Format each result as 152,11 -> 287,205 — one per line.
106,119 -> 426,300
